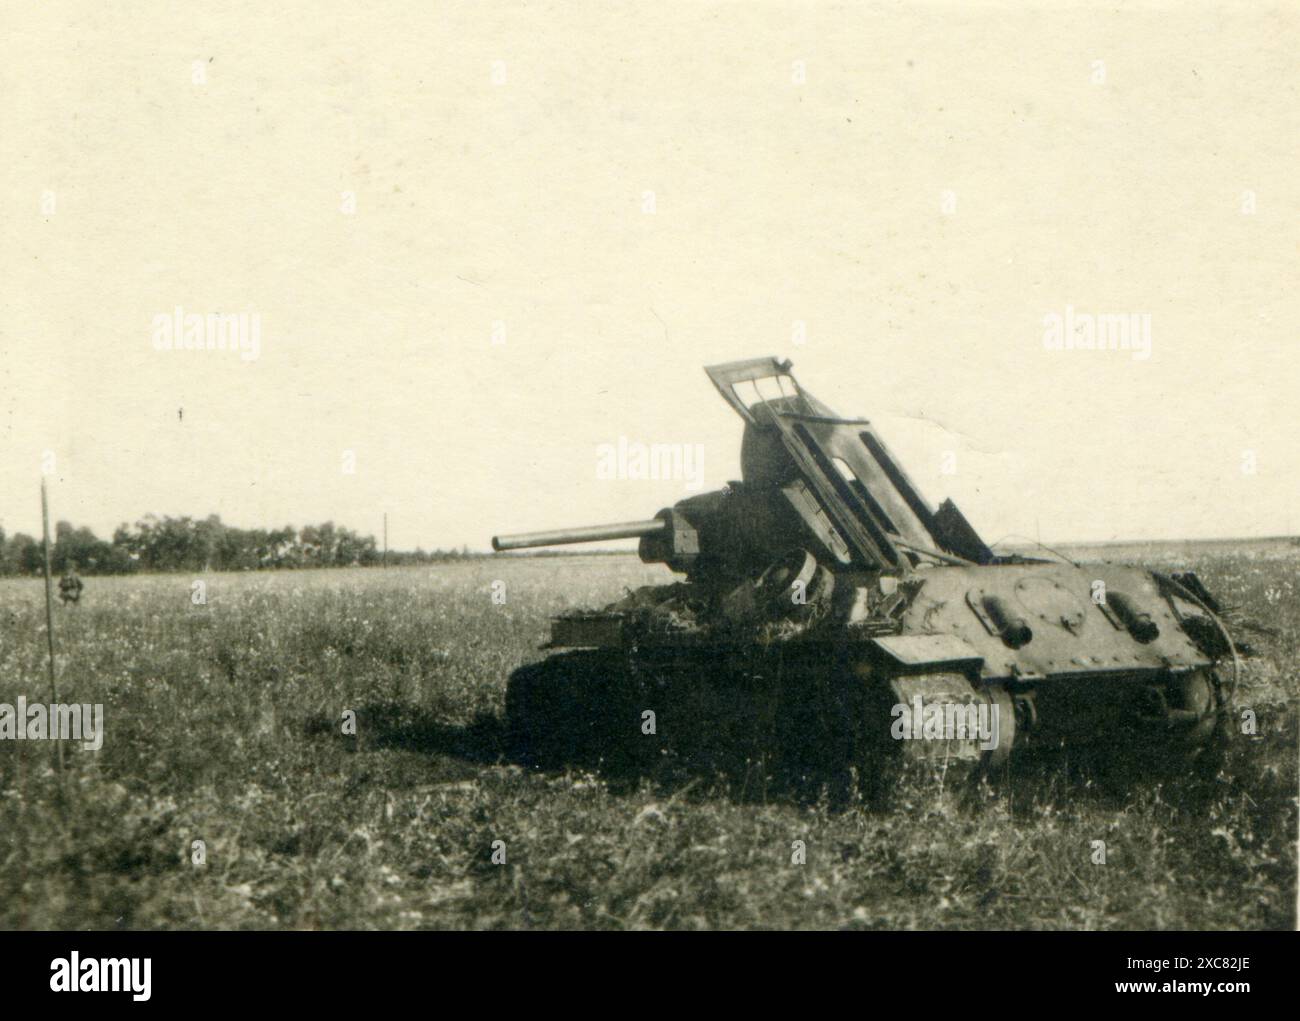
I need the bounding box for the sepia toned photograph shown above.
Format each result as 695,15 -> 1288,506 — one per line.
1,0 -> 1296,962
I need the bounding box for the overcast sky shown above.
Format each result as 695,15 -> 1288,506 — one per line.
2,2 -> 1296,552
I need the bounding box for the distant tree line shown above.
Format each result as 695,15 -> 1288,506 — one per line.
0,515 -> 482,576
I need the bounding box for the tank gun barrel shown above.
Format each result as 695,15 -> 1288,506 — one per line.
491,518 -> 668,552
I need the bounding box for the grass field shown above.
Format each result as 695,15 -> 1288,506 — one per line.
0,542 -> 1296,930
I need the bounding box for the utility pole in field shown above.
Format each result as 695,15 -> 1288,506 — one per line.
40,477 -> 63,777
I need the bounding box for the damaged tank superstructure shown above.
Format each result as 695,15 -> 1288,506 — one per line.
493,357 -> 1238,783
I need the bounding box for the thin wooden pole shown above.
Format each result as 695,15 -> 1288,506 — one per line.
40,477 -> 63,777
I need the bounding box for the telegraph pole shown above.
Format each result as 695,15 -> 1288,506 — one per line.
40,477 -> 63,777
383,512 -> 388,568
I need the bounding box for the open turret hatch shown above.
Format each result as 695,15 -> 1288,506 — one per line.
705,357 -> 997,572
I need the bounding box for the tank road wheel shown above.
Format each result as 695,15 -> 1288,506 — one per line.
855,671 -> 1003,804
1170,668 -> 1232,779
1128,667 -> 1231,776
981,684 -> 1017,771
1054,667 -> 1233,786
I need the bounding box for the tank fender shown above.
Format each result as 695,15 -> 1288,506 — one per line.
870,633 -> 983,670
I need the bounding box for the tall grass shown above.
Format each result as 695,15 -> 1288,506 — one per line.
0,546 -> 1294,929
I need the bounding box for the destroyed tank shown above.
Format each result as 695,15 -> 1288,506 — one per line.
493,357 -> 1238,786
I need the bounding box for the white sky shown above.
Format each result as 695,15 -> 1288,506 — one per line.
2,1 -> 1296,551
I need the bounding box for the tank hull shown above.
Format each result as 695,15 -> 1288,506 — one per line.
507,561 -> 1231,780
